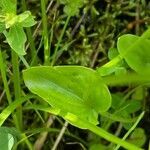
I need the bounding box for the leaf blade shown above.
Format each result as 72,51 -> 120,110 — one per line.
4,25 -> 26,55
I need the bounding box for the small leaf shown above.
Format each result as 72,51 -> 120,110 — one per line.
17,11 -> 36,27
58,0 -> 85,16
127,128 -> 146,147
108,48 -> 119,60
4,25 -> 26,55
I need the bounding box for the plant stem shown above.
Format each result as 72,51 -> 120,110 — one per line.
0,50 -> 12,104
22,0 -> 37,65
40,0 -> 50,65
66,117 -> 142,150
22,134 -> 33,150
0,49 -> 20,129
11,51 -> 22,131
102,73 -> 150,86
19,55 -> 30,69
88,123 -> 142,150
97,55 -> 122,76
114,111 -> 145,150
12,0 -> 22,131
51,121 -> 68,150
51,16 -> 71,66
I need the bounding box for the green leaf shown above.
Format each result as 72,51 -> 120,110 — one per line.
4,25 -> 26,55
127,128 -> 146,147
4,11 -> 36,28
111,93 -> 123,109
112,94 -> 141,114
110,94 -> 141,125
23,66 -> 111,128
0,0 -> 16,14
0,127 -> 20,150
108,48 -> 119,60
54,66 -> 111,112
58,0 -> 85,16
102,112 -> 137,123
17,11 -> 36,27
0,95 -> 33,126
24,104 -> 89,129
117,34 -> 150,74
122,100 -> 141,114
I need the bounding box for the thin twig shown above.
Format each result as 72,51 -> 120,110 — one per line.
114,111 -> 145,150
71,13 -> 86,37
34,116 -> 55,150
135,0 -> 140,35
51,121 -> 69,150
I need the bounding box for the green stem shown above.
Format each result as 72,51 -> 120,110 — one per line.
51,16 -> 71,66
114,111 -> 145,150
0,50 -> 12,104
102,73 -> 150,86
49,22 -> 54,60
11,51 -> 22,131
22,0 -> 37,65
97,55 -> 122,76
30,37 -> 43,66
74,119 -> 142,150
22,134 -> 33,150
0,49 -> 20,129
40,0 -> 49,65
19,55 -> 30,69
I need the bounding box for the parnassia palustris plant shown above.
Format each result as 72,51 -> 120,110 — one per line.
23,66 -> 143,150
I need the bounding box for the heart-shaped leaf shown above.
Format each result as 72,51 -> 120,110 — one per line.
23,66 -> 111,128
117,34 -> 150,74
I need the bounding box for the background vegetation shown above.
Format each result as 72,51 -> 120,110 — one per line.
0,0 -> 150,149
